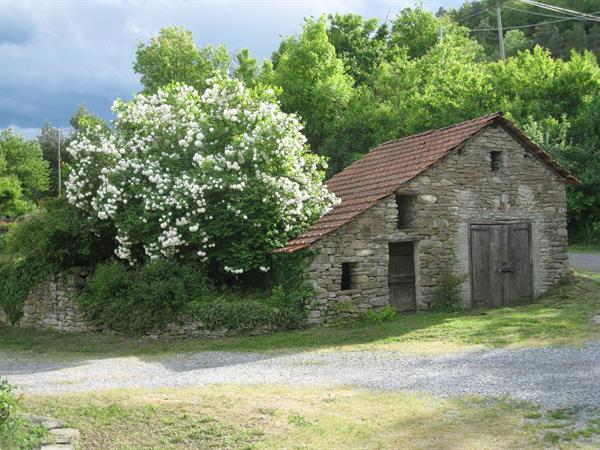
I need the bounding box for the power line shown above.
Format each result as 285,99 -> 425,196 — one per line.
457,7 -> 493,22
470,12 -> 600,32
518,0 -> 600,22
504,5 -> 572,20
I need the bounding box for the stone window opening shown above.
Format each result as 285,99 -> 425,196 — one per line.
395,194 -> 414,229
341,262 -> 356,290
490,151 -> 502,172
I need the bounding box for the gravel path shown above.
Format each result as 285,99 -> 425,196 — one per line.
570,251 -> 600,272
2,342 -> 599,408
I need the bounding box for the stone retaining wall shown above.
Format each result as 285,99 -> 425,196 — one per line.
0,268 -> 95,332
0,269 -> 275,338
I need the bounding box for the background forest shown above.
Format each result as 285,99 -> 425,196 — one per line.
4,0 -> 600,245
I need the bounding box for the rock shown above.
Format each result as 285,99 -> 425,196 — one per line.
40,445 -> 73,450
592,315 -> 600,325
22,413 -> 64,429
49,428 -> 80,444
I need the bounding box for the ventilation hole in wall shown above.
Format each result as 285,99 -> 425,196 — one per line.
395,195 -> 414,229
490,151 -> 502,172
341,262 -> 356,290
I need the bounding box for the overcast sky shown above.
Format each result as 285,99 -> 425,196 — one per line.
0,0 -> 463,138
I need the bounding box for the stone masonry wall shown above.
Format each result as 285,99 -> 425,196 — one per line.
306,125 -> 569,324
0,268 -> 95,332
0,269 -> 275,338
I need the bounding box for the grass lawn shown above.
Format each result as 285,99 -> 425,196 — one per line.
569,244 -> 600,253
0,271 -> 598,358
23,385 -> 600,449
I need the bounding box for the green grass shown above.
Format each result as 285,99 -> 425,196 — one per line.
570,243 -> 600,253
0,414 -> 47,450
0,271 -> 599,358
22,385 -> 600,449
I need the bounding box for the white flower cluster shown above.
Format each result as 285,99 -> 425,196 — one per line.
65,77 -> 337,272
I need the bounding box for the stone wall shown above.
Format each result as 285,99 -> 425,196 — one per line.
0,268 -> 96,332
306,125 -> 570,324
0,269 -> 276,338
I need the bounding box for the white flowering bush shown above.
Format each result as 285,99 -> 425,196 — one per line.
66,78 -> 336,273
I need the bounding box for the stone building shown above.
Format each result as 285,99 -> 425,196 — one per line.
277,112 -> 579,324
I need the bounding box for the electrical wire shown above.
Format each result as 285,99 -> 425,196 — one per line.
518,0 -> 600,22
471,17 -> 587,31
504,5 -> 573,20
470,9 -> 600,32
457,7 -> 493,22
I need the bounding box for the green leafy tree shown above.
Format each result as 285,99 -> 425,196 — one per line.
490,47 -> 600,123
257,59 -> 276,86
70,104 -> 109,133
321,85 -> 399,174
504,29 -> 533,57
133,26 -> 231,93
273,16 -> 354,153
390,7 -> 439,59
0,130 -> 49,217
326,13 -> 388,85
523,115 -> 600,244
393,29 -> 494,134
233,48 -> 260,87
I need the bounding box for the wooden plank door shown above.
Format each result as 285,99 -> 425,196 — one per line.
470,223 -> 532,308
502,223 -> 533,305
470,224 -> 503,308
388,242 -> 416,312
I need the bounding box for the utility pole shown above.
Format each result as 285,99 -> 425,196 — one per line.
496,0 -> 506,61
57,128 -> 62,198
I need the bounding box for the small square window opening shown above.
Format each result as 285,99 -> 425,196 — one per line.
490,151 -> 502,172
395,195 -> 413,229
341,262 -> 355,290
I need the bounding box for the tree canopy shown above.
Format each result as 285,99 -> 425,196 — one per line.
6,4 -> 600,243
133,26 -> 230,93
0,130 -> 49,217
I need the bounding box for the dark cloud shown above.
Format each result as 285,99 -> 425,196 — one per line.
1,0 -> 460,137
0,21 -> 33,45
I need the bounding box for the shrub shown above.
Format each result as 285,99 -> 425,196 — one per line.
78,251 -> 314,334
79,259 -> 213,333
0,379 -> 16,426
269,250 -> 315,307
360,306 -> 398,324
189,294 -> 304,332
0,258 -> 48,323
65,78 -> 337,272
0,198 -> 115,322
0,379 -> 46,450
3,198 -> 115,269
431,272 -> 468,312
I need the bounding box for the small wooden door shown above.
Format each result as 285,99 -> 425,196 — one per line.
388,242 -> 416,312
470,223 -> 532,308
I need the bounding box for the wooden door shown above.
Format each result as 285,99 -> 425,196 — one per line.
388,242 -> 416,312
470,223 -> 532,308
502,223 -> 533,305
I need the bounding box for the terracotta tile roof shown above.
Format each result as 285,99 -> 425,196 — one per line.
276,112 -> 579,253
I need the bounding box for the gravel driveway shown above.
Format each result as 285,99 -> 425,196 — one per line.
2,342 -> 599,408
570,251 -> 600,272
